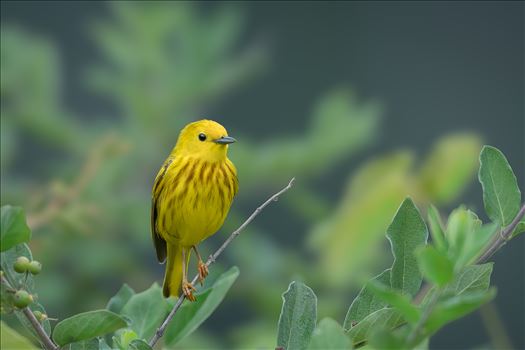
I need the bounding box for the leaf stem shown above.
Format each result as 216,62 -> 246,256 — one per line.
476,203 -> 525,263
148,178 -> 295,348
0,275 -> 58,350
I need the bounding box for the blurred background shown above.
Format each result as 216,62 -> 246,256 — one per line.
1,1 -> 523,349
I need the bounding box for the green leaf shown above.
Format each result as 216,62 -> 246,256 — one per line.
368,328 -> 407,350
445,207 -> 481,265
414,338 -> 429,350
307,318 -> 352,349
365,280 -> 420,324
129,339 -> 152,350
461,223 -> 499,266
415,246 -> 454,287
277,281 -> 317,350
512,220 -> 525,238
445,263 -> 493,296
115,329 -> 138,349
164,266 -> 239,346
418,133 -> 481,205
52,310 -> 128,346
0,321 -> 38,350
1,205 -> 31,252
421,263 -> 493,307
107,284 -> 135,314
120,283 -> 168,340
344,269 -> 390,330
425,289 -> 496,336
347,308 -> 403,347
98,338 -> 112,350
478,146 -> 521,226
68,338 -> 100,350
427,205 -> 447,252
387,198 -> 429,297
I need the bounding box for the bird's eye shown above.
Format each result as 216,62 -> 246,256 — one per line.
198,133 -> 207,141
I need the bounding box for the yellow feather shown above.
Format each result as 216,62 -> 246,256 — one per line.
151,120 -> 238,298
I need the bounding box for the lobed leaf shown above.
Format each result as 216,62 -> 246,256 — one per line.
0,205 -> 31,252
344,269 -> 390,330
164,266 -> 239,346
307,318 -> 351,350
277,281 -> 317,350
120,283 -> 168,340
387,198 -> 429,297
478,146 -> 521,226
52,310 -> 127,346
415,246 -> 454,287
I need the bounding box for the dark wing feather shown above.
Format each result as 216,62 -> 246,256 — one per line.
150,158 -> 173,263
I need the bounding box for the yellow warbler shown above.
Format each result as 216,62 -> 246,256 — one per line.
151,120 -> 238,300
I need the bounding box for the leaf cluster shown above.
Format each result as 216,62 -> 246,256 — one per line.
276,145 -> 523,349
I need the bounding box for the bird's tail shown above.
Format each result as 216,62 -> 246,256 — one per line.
163,244 -> 190,298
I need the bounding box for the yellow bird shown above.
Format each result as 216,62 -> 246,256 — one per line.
151,120 -> 238,300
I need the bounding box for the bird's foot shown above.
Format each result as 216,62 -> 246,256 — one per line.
198,261 -> 209,285
182,280 -> 196,302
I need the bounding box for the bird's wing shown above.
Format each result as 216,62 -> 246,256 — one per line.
228,159 -> 239,197
150,158 -> 173,263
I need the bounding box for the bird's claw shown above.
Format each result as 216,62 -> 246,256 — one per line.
182,281 -> 196,302
198,261 -> 209,285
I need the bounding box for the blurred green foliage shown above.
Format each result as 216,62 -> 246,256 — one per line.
1,2 -> 486,349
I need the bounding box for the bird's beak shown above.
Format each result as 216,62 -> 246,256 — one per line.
214,136 -> 236,144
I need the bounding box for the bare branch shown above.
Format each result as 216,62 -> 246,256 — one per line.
149,178 -> 295,347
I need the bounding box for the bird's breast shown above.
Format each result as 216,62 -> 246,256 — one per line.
156,157 -> 237,246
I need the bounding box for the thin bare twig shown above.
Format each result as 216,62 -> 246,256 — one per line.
149,178 -> 296,348
1,275 -> 58,350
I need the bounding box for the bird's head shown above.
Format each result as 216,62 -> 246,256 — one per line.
173,120 -> 236,161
